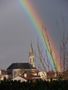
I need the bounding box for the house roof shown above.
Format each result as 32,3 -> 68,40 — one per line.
7,63 -> 35,70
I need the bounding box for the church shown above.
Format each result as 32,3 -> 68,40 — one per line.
0,44 -> 47,81
6,44 -> 40,81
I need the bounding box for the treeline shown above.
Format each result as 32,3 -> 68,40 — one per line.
0,79 -> 68,90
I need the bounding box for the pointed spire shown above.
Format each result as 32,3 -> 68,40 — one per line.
29,43 -> 34,56
29,42 -> 35,67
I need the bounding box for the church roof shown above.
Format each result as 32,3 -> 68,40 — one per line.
7,63 -> 35,70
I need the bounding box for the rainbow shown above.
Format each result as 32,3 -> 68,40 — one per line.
19,0 -> 62,72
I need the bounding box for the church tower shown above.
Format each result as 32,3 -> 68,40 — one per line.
29,43 -> 35,68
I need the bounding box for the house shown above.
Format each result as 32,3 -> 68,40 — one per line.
0,70 -> 9,80
7,63 -> 40,80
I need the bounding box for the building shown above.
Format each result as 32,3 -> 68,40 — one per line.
0,70 -> 8,80
38,71 -> 47,80
7,63 -> 40,80
62,70 -> 68,80
12,76 -> 27,82
6,44 -> 40,80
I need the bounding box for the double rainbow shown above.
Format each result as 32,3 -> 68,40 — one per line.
19,0 -> 62,72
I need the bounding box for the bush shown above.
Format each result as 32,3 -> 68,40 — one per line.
0,80 -> 68,90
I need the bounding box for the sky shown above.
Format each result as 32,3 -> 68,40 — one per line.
0,0 -> 68,69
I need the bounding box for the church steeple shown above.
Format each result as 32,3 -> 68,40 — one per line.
29,43 -> 35,68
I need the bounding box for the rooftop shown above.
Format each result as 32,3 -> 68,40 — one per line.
7,63 -> 35,70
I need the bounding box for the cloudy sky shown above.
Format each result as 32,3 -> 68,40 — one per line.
0,0 -> 68,69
